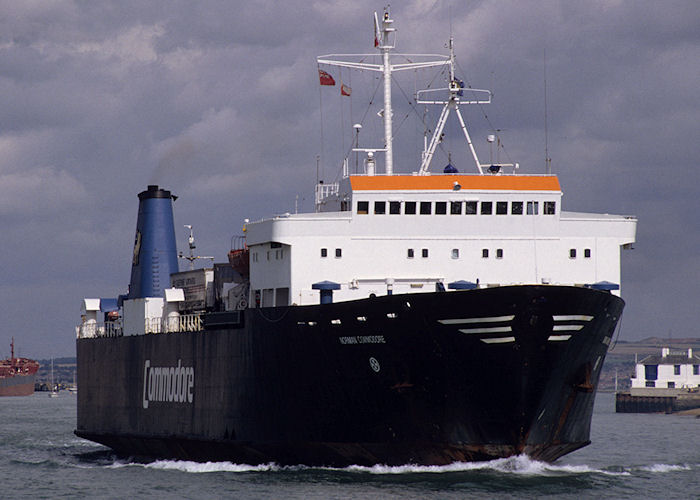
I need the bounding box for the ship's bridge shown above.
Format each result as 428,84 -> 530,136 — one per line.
316,173 -> 562,215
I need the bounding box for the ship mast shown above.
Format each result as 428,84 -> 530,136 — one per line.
378,11 -> 395,175
416,36 -> 492,175
317,9 -> 449,175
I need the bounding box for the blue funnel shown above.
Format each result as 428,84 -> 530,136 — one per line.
128,185 -> 179,299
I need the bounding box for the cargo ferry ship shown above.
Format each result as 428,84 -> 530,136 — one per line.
76,10 -> 637,465
1,338 -> 39,396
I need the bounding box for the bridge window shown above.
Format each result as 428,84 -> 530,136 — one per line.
496,202 -> 508,214
544,201 -> 556,214
450,201 -> 462,214
480,201 -> 492,215
389,201 -> 401,214
357,201 -> 369,214
527,201 -> 539,215
511,201 -> 523,215
693,364 -> 699,375
435,201 -> 447,214
465,201 -> 477,214
405,201 -> 417,214
674,365 -> 681,375
420,202 -> 432,215
374,201 -> 386,214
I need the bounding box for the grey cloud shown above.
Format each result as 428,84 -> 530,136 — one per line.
0,0 -> 698,358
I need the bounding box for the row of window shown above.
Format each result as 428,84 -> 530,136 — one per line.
252,287 -> 290,308
681,364 -> 700,375
257,246 -> 590,262
252,249 -> 285,262
646,380 -> 700,388
320,248 -> 342,258
357,200 -> 556,216
644,364 -> 700,380
320,247 -> 592,260
320,247 -> 507,259
411,248 -> 505,259
570,248 -> 592,259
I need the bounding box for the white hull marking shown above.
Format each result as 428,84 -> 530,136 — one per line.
439,315 -> 515,325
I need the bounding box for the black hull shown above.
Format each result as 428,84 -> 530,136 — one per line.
76,285 -> 622,466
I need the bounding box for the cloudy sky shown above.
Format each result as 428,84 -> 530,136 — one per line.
1,0 -> 698,359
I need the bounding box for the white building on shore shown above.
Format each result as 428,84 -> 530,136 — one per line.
630,348 -> 700,395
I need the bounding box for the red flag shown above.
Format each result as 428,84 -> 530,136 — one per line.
374,12 -> 381,47
318,69 -> 335,86
341,83 -> 351,96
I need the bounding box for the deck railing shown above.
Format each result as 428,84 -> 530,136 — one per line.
315,182 -> 339,206
145,314 -> 203,334
76,321 -> 123,339
77,314 -> 203,338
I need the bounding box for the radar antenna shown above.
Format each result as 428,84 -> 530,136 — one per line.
416,36 -> 493,174
178,225 -> 214,270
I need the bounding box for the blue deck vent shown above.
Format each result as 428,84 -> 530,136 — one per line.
443,163 -> 458,174
127,185 -> 179,299
312,281 -> 341,304
585,281 -> 620,291
448,280 -> 478,290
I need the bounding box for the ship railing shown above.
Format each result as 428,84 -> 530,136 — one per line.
315,181 -> 339,206
76,321 -> 123,339
145,313 -> 203,334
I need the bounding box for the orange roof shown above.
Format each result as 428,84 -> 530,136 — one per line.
349,175 -> 561,191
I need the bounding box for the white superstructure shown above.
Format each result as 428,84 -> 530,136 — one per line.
246,174 -> 636,307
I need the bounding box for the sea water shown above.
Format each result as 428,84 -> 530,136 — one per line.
1,392 -> 697,499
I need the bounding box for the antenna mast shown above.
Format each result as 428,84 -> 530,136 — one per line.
544,48 -> 552,174
317,8 -> 449,175
416,36 -> 492,175
379,11 -> 395,175
178,225 -> 214,270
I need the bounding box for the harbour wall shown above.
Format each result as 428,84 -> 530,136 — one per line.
615,391 -> 700,413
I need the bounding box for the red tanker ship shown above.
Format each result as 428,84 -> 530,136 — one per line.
0,338 -> 39,396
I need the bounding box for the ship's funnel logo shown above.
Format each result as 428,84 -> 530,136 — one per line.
142,359 -> 194,409
132,230 -> 141,265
